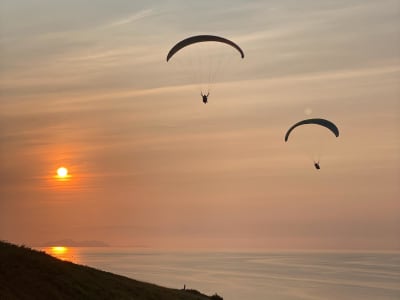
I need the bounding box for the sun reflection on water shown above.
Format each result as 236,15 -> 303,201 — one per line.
44,246 -> 79,263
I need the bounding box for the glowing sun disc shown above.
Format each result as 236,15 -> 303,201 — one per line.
57,167 -> 68,178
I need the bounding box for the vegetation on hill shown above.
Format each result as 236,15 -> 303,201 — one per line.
0,241 -> 222,300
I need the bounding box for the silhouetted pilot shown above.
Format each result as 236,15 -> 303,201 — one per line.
201,92 -> 209,104
314,161 -> 320,170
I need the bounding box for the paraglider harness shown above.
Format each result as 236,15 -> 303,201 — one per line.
314,161 -> 320,170
201,92 -> 209,104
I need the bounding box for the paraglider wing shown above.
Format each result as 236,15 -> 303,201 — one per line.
284,118 -> 339,142
166,35 -> 245,62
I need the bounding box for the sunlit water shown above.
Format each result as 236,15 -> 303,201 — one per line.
42,248 -> 400,300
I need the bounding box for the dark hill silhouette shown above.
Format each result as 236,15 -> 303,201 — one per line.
0,241 -> 222,300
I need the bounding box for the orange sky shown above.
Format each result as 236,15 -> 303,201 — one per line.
0,0 -> 399,250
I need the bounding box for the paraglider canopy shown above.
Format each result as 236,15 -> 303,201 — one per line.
284,118 -> 339,142
166,35 -> 245,62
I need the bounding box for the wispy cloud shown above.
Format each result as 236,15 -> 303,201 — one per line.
106,9 -> 154,28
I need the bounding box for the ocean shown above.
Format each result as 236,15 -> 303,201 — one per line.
42,247 -> 400,300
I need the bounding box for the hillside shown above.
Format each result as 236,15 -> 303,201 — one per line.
0,241 -> 222,300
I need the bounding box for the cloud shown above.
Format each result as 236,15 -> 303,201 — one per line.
106,9 -> 154,28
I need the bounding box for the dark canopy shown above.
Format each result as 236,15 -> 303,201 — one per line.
166,35 -> 245,62
284,118 -> 339,142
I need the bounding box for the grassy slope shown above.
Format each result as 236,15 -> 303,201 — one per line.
0,241 -> 221,300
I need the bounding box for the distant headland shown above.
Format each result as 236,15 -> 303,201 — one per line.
40,238 -> 110,247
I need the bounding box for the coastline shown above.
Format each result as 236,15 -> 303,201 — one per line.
0,241 -> 222,300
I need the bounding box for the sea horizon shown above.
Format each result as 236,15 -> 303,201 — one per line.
38,246 -> 400,300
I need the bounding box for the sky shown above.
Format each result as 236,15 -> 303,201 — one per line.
0,0 -> 399,250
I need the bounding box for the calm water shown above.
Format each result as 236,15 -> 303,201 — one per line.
42,247 -> 400,300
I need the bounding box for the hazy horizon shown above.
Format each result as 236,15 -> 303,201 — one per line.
1,0 -> 399,250
36,247 -> 400,300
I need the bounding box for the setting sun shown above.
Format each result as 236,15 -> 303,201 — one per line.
57,167 -> 68,177
54,166 -> 71,182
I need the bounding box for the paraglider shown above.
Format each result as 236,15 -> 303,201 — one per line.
167,35 -> 244,104
285,118 -> 339,169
